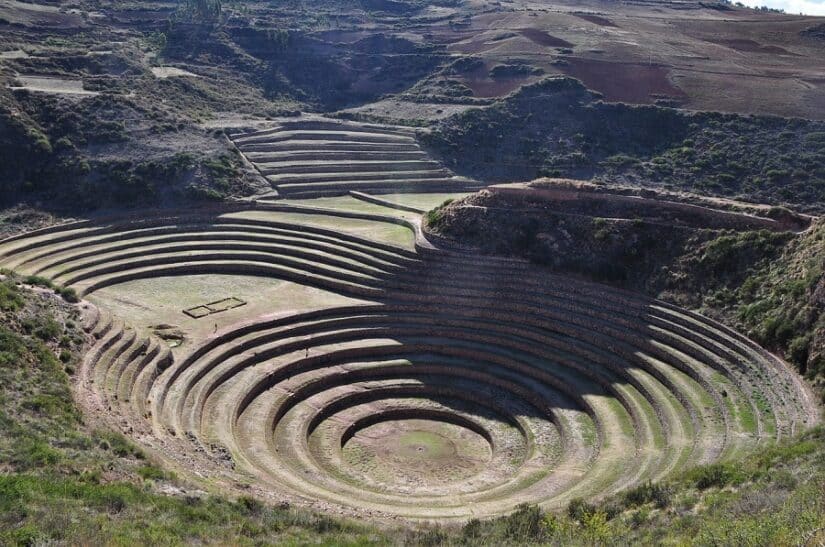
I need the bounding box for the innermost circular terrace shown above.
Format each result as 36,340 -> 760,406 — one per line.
341,416 -> 493,488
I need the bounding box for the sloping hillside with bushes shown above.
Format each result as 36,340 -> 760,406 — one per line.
423,78 -> 825,213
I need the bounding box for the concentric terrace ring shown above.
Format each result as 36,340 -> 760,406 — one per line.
0,205 -> 817,520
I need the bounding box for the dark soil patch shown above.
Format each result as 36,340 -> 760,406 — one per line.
559,58 -> 686,103
461,75 -> 533,97
490,63 -> 543,79
360,0 -> 419,14
573,14 -> 618,28
518,28 -> 573,48
802,23 -> 825,40
448,60 -> 536,98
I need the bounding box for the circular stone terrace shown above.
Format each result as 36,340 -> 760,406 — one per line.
0,123 -> 818,521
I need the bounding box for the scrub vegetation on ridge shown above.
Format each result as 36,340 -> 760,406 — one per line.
422,78 -> 825,214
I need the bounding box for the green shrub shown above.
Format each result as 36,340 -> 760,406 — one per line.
630,507 -> 650,528
425,199 -> 454,229
0,281 -> 23,312
22,394 -> 67,417
580,510 -> 611,542
54,136 -> 75,150
186,184 -> 224,201
788,334 -> 811,369
24,275 -> 54,289
501,504 -> 546,542
622,481 -> 672,508
236,495 -> 264,516
567,498 -> 597,522
93,430 -> 144,459
137,464 -> 167,481
685,462 -> 745,490
461,518 -> 482,541
771,470 -> 798,490
761,315 -> 796,347
22,317 -> 61,342
15,440 -> 61,468
202,155 -> 237,179
28,129 -> 52,154
57,286 -> 79,303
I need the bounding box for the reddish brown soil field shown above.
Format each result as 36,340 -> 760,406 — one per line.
518,28 -> 574,48
559,58 -> 687,103
462,75 -> 534,97
422,4 -> 825,118
447,61 -> 539,98
573,13 -> 619,28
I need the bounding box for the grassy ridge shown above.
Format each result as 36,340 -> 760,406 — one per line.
0,475 -> 382,546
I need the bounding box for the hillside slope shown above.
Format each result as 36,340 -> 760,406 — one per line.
1,0 -> 824,218
422,78 -> 825,213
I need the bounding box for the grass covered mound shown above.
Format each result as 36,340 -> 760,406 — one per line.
675,219 -> 824,385
0,89 -> 260,212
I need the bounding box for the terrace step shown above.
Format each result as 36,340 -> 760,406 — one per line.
246,150 -> 429,162
259,160 -> 443,176
268,169 -> 452,184
275,179 -> 477,198
235,130 -> 416,146
171,310 -> 701,475
236,121 -> 416,141
239,141 -> 422,153
228,115 -> 479,197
